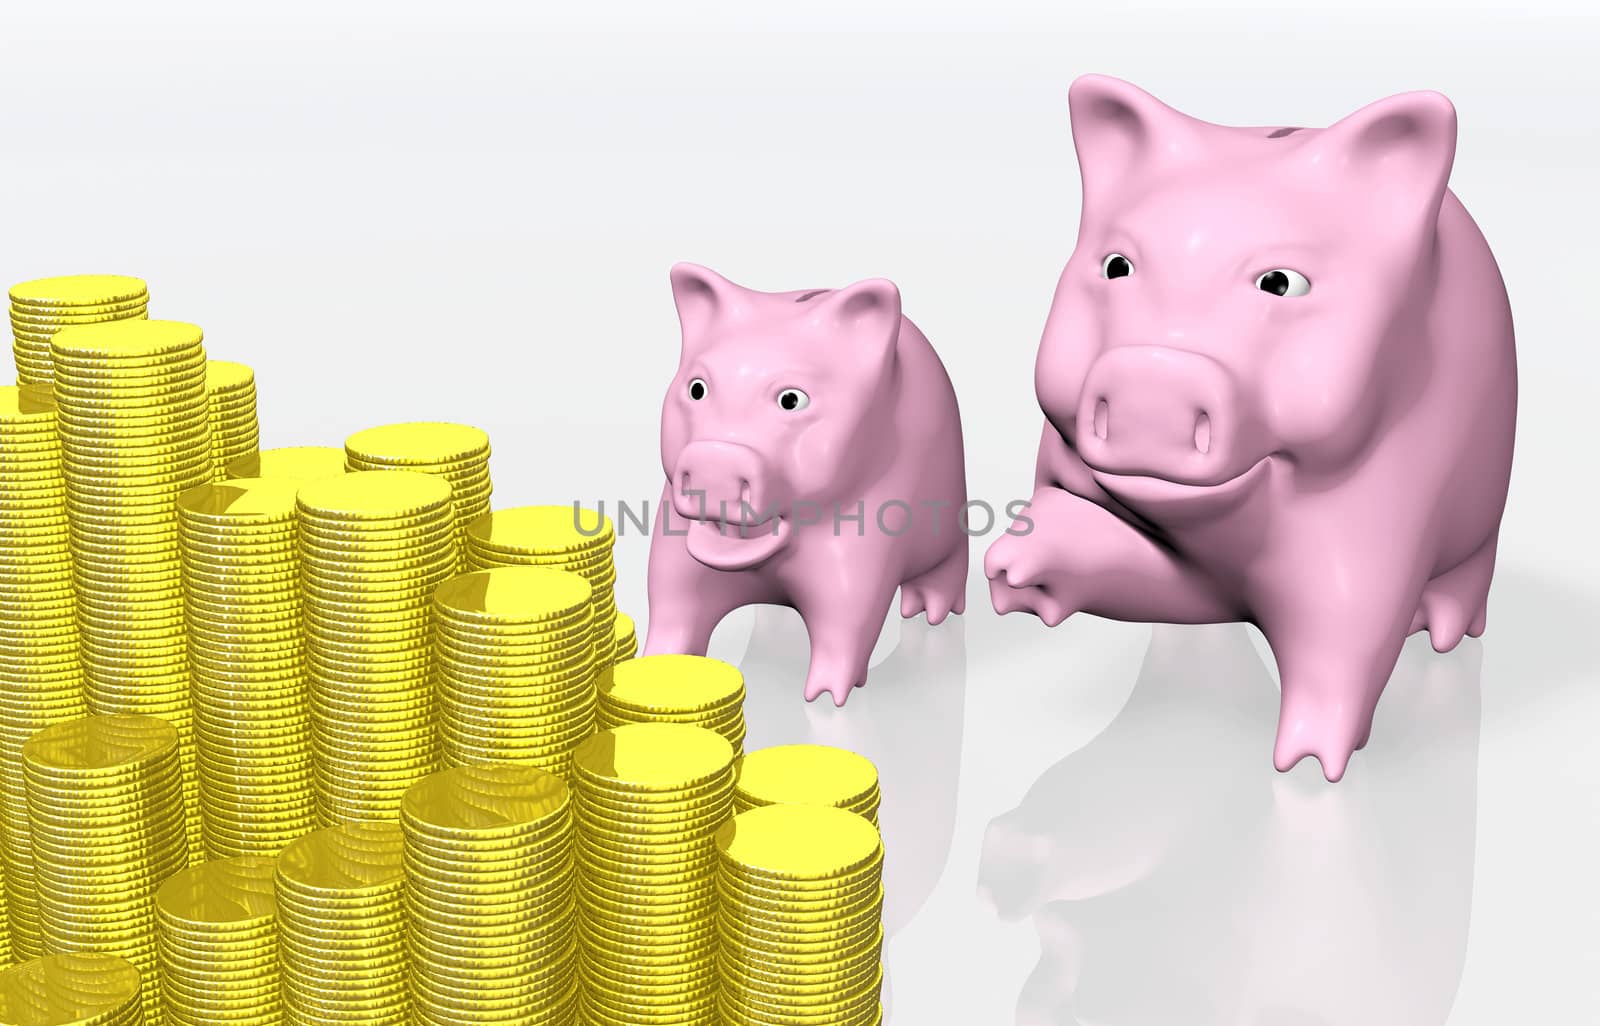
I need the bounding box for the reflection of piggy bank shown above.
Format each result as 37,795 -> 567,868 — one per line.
986,76 -> 1517,779
645,264 -> 968,705
979,625 -> 1481,1026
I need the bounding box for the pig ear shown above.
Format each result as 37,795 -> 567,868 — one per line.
1068,75 -> 1201,207
810,278 -> 901,368
669,262 -> 742,349
1307,91 -> 1457,225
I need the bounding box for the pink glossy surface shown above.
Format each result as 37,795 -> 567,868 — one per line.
645,264 -> 968,705
986,75 -> 1517,781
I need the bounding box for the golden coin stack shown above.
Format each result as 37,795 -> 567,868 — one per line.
344,423 -> 493,568
401,764 -> 580,1024
464,506 -> 618,684
733,744 -> 881,826
0,383 -> 87,959
224,446 -> 347,482
177,479 -> 315,859
433,567 -> 596,778
274,821 -> 407,1026
714,804 -> 886,1026
204,361 -> 259,481
596,654 -> 747,756
612,613 -> 637,663
296,471 -> 456,825
154,856 -> 280,1026
571,723 -> 735,1026
50,319 -> 212,856
0,952 -> 144,1026
22,714 -> 189,1026
0,866 -> 10,964
9,274 -> 148,384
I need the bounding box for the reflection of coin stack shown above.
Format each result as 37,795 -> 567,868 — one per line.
204,361 -> 259,481
177,479 -> 315,858
715,805 -> 886,1026
154,855 -> 279,1025
464,506 -> 618,683
0,383 -> 88,959
612,613 -> 637,663
275,821 -> 407,1026
22,714 -> 189,1026
344,423 -> 492,568
733,744 -> 881,826
296,471 -> 456,825
401,765 -> 580,1024
433,567 -> 596,778
9,274 -> 148,384
597,655 -> 747,756
571,723 -> 734,1026
0,952 -> 143,1026
225,446 -> 347,481
51,319 -> 211,856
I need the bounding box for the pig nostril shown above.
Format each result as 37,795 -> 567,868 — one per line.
1193,412 -> 1211,455
1093,399 -> 1108,441
679,471 -> 691,495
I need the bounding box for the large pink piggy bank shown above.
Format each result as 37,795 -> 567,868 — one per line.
986,76 -> 1516,781
645,264 -> 968,705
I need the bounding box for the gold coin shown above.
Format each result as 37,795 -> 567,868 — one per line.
225,446 -> 347,481
296,470 -> 452,523
344,422 -> 489,466
433,566 -> 591,625
10,275 -> 147,307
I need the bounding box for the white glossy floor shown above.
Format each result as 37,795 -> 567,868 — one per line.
695,554 -> 1599,1026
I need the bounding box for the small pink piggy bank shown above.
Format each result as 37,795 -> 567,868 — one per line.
986,76 -> 1516,780
645,264 -> 968,705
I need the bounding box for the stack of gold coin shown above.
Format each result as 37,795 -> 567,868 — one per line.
401,764 -> 580,1024
596,655 -> 747,756
51,319 -> 211,856
612,613 -> 637,663
464,506 -> 618,683
224,446 -> 347,482
296,471 -> 456,825
155,856 -> 279,1026
0,864 -> 10,964
9,274 -> 148,384
0,952 -> 143,1026
433,567 -> 596,778
344,423 -> 492,568
274,821 -> 407,1026
204,361 -> 259,481
177,479 -> 315,858
571,723 -> 734,1026
714,804 -> 886,1026
0,383 -> 87,960
22,714 -> 189,1026
732,744 -> 881,825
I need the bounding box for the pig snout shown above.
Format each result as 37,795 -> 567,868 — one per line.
671,440 -> 784,523
1075,346 -> 1264,485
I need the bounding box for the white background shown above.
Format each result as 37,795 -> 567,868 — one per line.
2,1 -> 1596,1022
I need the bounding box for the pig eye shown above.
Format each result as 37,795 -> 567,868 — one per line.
687,378 -> 708,400
777,388 -> 810,411
1256,269 -> 1311,297
1101,253 -> 1133,279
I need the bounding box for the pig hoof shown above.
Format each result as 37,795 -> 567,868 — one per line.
987,572 -> 1071,627
1272,698 -> 1373,782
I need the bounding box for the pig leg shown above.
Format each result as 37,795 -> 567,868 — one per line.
1407,534 -> 1499,652
1262,560 -> 1427,781
642,498 -> 772,656
790,546 -> 901,706
899,540 -> 969,625
986,486 -> 1241,627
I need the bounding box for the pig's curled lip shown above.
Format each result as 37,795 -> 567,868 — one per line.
1089,455 -> 1274,514
684,516 -> 793,571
